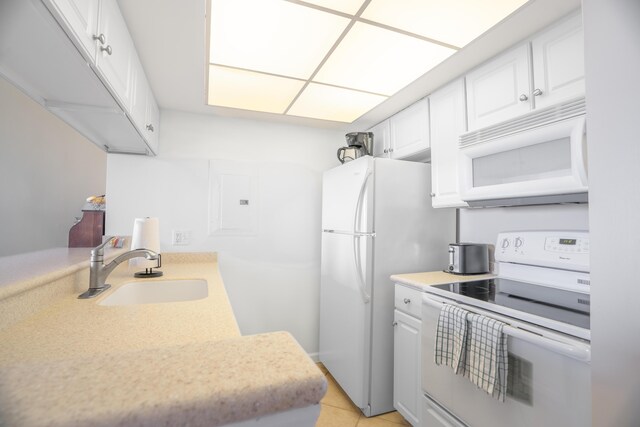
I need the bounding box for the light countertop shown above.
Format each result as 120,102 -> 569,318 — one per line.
0,252 -> 326,426
391,270 -> 496,290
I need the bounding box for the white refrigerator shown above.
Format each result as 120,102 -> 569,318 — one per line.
319,156 -> 455,417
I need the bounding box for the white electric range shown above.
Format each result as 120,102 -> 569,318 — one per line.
420,230 -> 591,427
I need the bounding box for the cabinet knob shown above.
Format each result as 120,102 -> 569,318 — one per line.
430,192 -> 436,197
533,88 -> 543,97
146,124 -> 155,132
92,33 -> 106,44
519,94 -> 528,102
100,45 -> 113,55
403,298 -> 411,304
392,321 -> 398,327
383,149 -> 389,154
389,148 -> 394,153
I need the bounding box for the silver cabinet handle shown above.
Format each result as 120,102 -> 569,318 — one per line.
100,45 -> 113,55
93,33 -> 106,44
403,298 -> 411,304
519,94 -> 528,102
146,124 -> 154,132
533,88 -> 543,96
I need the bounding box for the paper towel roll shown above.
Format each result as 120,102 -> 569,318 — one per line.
129,217 -> 160,268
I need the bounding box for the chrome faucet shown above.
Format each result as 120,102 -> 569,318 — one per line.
78,237 -> 160,299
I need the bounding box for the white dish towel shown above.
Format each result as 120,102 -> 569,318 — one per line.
434,304 -> 470,375
466,313 -> 508,401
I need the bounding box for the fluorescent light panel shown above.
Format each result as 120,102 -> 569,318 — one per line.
287,83 -> 387,123
313,22 -> 456,96
208,65 -> 305,114
207,0 -> 531,123
361,0 -> 530,47
210,0 -> 349,79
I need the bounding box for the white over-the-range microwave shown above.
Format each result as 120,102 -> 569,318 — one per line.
458,97 -> 588,207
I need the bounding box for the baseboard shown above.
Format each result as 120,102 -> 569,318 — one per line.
307,352 -> 319,363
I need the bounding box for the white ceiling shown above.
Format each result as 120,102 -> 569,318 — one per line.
117,0 -> 580,131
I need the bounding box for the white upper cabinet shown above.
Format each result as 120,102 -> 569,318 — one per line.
2,0 -> 159,155
465,43 -> 531,131
47,0 -> 100,60
94,0 -> 135,109
429,79 -> 468,208
466,11 -> 585,131
369,98 -> 430,161
389,97 -> 430,161
531,13 -> 585,110
369,119 -> 391,158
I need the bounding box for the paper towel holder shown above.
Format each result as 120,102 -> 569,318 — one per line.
133,254 -> 163,278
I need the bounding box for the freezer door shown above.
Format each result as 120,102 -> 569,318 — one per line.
319,231 -> 372,411
322,156 -> 373,233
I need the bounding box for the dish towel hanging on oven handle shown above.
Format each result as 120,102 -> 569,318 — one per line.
466,313 -> 508,401
434,304 -> 470,375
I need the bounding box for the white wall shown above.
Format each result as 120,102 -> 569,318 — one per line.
106,109 -> 345,356
459,204 -> 589,249
583,1 -> 640,425
0,76 -> 107,257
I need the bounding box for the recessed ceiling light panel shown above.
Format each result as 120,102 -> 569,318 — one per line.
299,0 -> 365,15
361,0 -> 529,47
210,0 -> 350,79
208,65 -> 305,114
313,22 -> 456,95
287,83 -> 387,123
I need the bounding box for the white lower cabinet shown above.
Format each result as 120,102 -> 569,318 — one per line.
393,284 -> 423,426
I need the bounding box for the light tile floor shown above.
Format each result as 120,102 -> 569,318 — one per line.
316,363 -> 411,427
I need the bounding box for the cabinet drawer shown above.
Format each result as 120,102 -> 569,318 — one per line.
395,284 -> 423,318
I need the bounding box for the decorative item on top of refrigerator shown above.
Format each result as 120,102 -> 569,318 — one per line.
337,132 -> 373,164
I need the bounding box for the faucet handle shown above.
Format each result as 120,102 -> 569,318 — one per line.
91,236 -> 116,259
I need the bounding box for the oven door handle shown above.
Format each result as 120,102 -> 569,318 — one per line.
422,296 -> 591,363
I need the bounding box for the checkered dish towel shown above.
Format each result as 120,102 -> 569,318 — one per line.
434,304 -> 469,374
466,313 -> 508,401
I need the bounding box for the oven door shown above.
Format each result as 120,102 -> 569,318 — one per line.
421,294 -> 591,427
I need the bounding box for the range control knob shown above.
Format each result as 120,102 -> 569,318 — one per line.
501,238 -> 510,249
515,237 -> 524,248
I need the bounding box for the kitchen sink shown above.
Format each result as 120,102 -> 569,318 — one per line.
99,279 -> 208,306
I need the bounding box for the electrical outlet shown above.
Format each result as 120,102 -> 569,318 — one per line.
172,230 -> 192,246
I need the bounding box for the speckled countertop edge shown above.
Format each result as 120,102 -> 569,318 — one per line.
391,270 -> 497,290
0,253 -> 326,427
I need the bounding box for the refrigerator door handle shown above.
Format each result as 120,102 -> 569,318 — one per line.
353,171 -> 372,234
353,234 -> 371,304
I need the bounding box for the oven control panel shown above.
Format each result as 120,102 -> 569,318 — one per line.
496,230 -> 589,272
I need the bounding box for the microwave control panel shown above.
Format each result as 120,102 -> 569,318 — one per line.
496,230 -> 589,272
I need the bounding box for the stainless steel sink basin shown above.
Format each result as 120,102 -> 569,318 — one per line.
99,279 -> 208,306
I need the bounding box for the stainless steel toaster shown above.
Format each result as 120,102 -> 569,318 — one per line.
447,243 -> 489,274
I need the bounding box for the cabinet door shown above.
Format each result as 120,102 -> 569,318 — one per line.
466,44 -> 531,130
95,0 -> 134,109
369,120 -> 391,158
144,87 -> 160,154
389,98 -> 430,160
394,309 -> 421,427
46,0 -> 100,60
429,79 -> 468,208
531,12 -> 585,110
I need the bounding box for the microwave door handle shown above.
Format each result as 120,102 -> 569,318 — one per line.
571,116 -> 588,186
422,296 -> 591,362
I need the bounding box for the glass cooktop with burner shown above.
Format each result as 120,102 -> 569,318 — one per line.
430,278 -> 590,331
